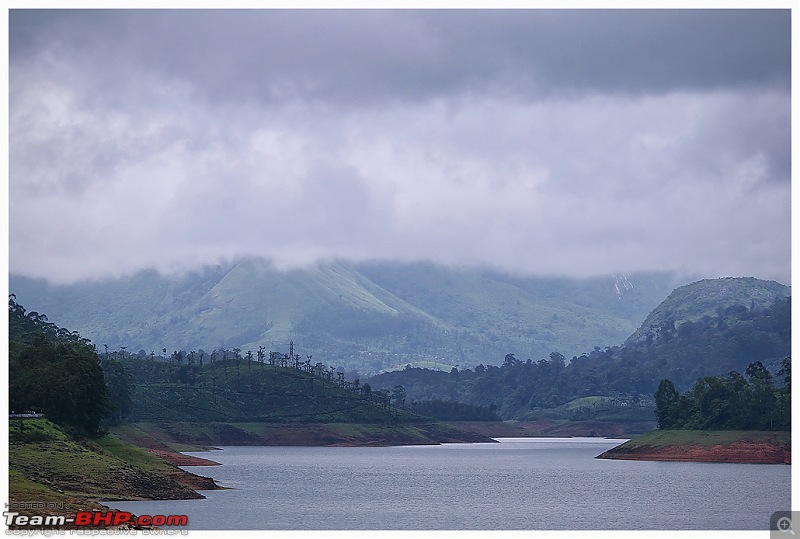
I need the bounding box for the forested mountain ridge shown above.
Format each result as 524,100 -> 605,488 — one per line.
620,278 -> 790,388
367,278 -> 791,419
10,273 -> 791,428
626,277 -> 790,347
9,259 -> 685,374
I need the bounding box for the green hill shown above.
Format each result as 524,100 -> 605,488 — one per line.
9,259 -> 684,374
367,277 -> 791,419
620,278 -> 790,389
625,277 -> 790,347
126,357 -> 417,424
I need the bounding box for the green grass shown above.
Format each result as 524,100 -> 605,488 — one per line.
521,396 -> 656,422
8,468 -> 74,504
91,434 -> 176,473
619,429 -> 791,449
9,418 -> 209,519
9,418 -> 69,443
111,422 -> 215,452
107,423 -> 204,452
561,396 -> 611,410
111,419 -> 491,448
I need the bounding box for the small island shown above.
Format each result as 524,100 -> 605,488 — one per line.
598,361 -> 790,464
596,430 -> 790,464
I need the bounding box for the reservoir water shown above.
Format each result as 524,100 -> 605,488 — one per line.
104,438 -> 790,530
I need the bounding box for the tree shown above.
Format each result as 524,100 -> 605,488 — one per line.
392,385 -> 407,408
684,376 -> 739,430
745,361 -> 776,429
775,357 -> 791,430
10,334 -> 111,434
549,351 -> 566,366
654,379 -> 680,429
9,297 -> 112,434
171,350 -> 183,366
652,360 -> 789,432
722,371 -> 751,429
503,354 -> 518,368
777,357 -> 791,391
101,357 -> 133,425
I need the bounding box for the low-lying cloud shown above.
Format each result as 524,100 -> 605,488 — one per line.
9,9 -> 792,284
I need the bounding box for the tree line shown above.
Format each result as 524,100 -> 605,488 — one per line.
654,357 -> 790,431
411,399 -> 501,421
112,340 -> 408,418
9,295 -> 111,434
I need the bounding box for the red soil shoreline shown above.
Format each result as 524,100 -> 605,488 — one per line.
598,440 -> 790,464
147,449 -> 221,466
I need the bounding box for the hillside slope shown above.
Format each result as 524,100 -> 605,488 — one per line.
8,418 -> 218,525
367,277 -> 791,419
126,358 -> 417,424
9,259 -> 684,373
619,278 -> 790,388
625,277 -> 790,347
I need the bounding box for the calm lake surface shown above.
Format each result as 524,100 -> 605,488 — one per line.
105,438 -> 790,530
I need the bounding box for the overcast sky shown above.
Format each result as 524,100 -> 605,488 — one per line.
8,9 -> 792,285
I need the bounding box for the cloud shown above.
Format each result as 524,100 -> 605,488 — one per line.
10,10 -> 790,103
8,9 -> 792,284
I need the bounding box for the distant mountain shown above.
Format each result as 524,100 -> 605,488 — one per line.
367,277 -> 791,419
619,277 -> 791,389
625,277 -> 791,347
10,259 -> 686,374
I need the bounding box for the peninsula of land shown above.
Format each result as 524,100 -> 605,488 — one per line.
596,430 -> 790,464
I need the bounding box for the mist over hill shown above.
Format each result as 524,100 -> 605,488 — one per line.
10,259 -> 687,374
367,277 -> 791,419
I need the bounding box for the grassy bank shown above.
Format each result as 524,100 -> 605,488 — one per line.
9,416 -> 494,527
521,396 -> 656,423
596,429 -> 790,464
452,419 -> 654,438
8,419 -> 220,525
112,420 -> 495,449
